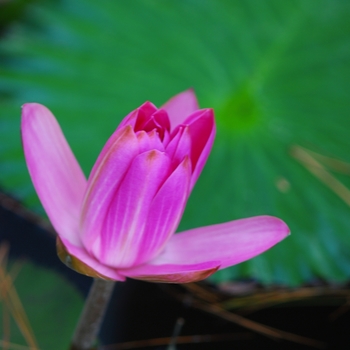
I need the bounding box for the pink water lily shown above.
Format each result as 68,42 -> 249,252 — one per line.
21,90 -> 289,283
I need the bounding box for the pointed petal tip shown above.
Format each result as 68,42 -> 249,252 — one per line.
21,103 -> 55,126
265,215 -> 290,239
22,102 -> 46,112
21,102 -> 35,116
180,87 -> 197,98
191,107 -> 215,121
22,102 -> 37,109
161,89 -> 200,128
139,101 -> 156,108
207,108 -> 215,118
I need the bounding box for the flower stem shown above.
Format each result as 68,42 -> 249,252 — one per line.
70,279 -> 115,350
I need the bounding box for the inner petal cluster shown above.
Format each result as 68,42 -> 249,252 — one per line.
79,103 -> 192,269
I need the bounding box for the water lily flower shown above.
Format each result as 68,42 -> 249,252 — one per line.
21,90 -> 289,283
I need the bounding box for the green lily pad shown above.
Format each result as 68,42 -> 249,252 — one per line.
0,260 -> 83,349
1,0 -> 350,285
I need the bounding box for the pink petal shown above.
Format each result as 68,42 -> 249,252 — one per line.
21,103 -> 86,246
142,109 -> 170,136
137,156 -> 191,263
134,102 -> 160,131
91,150 -> 171,268
136,130 -> 164,154
166,126 -> 192,172
121,261 -> 220,283
182,109 -> 216,190
80,125 -> 139,247
142,216 -> 290,269
117,102 -> 158,131
161,89 -> 199,130
59,237 -> 126,281
99,101 -> 163,180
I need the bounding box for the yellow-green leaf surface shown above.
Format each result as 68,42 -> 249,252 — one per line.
1,0 -> 350,285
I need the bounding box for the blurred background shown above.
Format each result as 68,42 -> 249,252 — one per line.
1,0 -> 350,348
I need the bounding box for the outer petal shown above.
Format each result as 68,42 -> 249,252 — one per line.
91,150 -> 171,268
161,89 -> 199,130
137,156 -> 191,263
21,103 -> 86,246
80,125 -> 139,246
148,216 -> 290,269
121,261 -> 220,283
